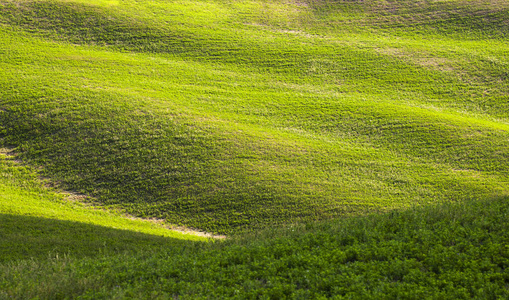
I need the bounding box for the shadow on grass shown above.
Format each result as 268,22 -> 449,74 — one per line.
0,213 -> 202,263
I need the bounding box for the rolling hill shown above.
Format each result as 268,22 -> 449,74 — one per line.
0,0 -> 508,298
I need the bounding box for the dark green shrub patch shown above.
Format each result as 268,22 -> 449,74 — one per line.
2,197 -> 509,299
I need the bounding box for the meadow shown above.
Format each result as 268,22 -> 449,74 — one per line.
0,0 -> 508,298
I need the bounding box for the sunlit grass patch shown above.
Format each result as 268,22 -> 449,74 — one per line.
0,149 -> 208,262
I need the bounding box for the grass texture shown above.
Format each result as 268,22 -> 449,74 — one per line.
2,196 -> 508,299
1,0 -> 508,233
0,0 -> 509,297
0,150 -> 206,262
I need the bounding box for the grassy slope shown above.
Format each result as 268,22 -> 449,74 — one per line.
0,0 -> 509,298
2,146 -> 508,298
1,0 -> 508,233
0,149 -> 206,262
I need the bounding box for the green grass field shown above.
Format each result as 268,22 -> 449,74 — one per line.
0,149 -> 207,261
1,0 -> 508,298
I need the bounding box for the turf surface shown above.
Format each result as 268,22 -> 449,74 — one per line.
1,0 -> 508,297
1,0 -> 508,233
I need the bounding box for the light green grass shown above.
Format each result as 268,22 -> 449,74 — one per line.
0,150 -> 206,240
1,0 -> 509,298
1,0 -> 508,233
0,150 -> 206,262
